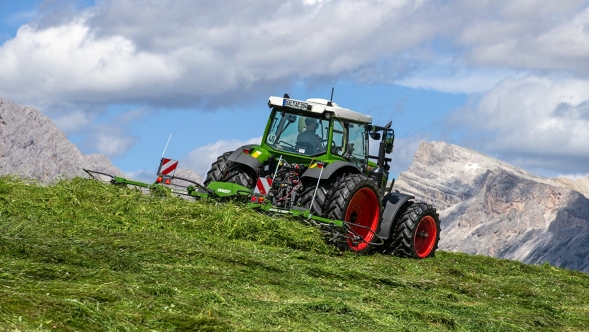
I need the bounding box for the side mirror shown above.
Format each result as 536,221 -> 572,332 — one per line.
384,131 -> 394,154
370,132 -> 381,140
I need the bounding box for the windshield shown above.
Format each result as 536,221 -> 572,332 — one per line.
265,109 -> 327,156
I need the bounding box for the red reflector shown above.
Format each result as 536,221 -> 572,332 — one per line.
243,147 -> 251,154
165,179 -> 171,184
156,177 -> 163,183
251,196 -> 257,202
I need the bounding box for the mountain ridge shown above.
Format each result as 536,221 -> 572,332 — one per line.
0,97 -> 123,182
396,141 -> 589,272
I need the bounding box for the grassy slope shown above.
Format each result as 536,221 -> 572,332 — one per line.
0,177 -> 588,331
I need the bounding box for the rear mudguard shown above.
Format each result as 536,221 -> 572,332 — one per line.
300,161 -> 360,180
377,192 -> 415,240
228,146 -> 262,173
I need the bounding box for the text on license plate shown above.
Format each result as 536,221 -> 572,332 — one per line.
283,99 -> 309,111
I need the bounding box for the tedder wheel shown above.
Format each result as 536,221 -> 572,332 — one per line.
390,202 -> 440,259
326,174 -> 382,254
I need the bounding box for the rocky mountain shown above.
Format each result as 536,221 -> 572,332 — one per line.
173,168 -> 203,186
0,98 -> 123,183
396,141 -> 589,272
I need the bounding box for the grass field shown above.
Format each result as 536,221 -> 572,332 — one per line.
1,176 -> 588,331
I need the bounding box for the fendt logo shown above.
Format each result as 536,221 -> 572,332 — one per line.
217,188 -> 231,194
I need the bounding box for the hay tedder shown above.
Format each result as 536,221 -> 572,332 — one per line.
85,94 -> 440,258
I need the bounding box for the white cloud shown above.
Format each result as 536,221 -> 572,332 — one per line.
124,169 -> 156,184
182,137 -> 262,178
389,135 -> 427,175
0,0 -> 439,107
302,0 -> 326,6
89,126 -> 139,157
448,2 -> 589,76
0,17 -> 178,104
51,110 -> 93,133
395,63 -> 527,94
448,75 -> 589,175
2,0 -> 589,107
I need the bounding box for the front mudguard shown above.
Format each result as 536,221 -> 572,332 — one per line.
377,192 -> 415,240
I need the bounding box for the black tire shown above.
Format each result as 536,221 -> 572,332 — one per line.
203,151 -> 256,189
326,174 -> 382,254
225,166 -> 256,189
203,151 -> 232,186
298,180 -> 331,216
389,202 -> 440,259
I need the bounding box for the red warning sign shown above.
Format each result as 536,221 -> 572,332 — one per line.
158,158 -> 178,176
254,177 -> 273,195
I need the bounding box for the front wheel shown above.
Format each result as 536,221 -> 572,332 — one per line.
326,174 -> 382,254
225,166 -> 256,189
390,202 -> 440,259
203,151 -> 232,186
203,151 -> 256,189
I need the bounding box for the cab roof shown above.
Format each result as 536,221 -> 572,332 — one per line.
268,96 -> 373,124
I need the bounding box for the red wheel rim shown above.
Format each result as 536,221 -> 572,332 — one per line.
414,215 -> 437,258
345,188 -> 380,251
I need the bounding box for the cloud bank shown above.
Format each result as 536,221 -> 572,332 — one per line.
2,0 -> 587,108
1,0 -> 589,176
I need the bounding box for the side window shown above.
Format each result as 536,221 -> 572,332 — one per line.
331,120 -> 346,156
348,123 -> 366,162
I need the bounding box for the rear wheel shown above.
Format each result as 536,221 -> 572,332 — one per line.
298,180 -> 331,216
390,202 -> 440,259
326,174 -> 382,254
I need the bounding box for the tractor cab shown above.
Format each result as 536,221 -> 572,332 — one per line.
262,96 -> 375,171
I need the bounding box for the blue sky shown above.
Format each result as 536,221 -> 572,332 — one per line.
2,0 -> 589,182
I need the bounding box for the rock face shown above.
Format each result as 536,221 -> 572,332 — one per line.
396,141 -> 589,272
0,98 -> 122,182
174,168 -> 203,186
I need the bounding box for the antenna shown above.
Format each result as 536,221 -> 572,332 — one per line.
161,134 -> 172,158
327,87 -> 334,106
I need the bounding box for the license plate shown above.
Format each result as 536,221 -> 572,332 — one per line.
283,99 -> 308,111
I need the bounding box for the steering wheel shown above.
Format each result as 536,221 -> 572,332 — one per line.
278,140 -> 294,148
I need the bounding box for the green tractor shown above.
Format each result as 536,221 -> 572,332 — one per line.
200,94 -> 440,258
85,93 -> 440,258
